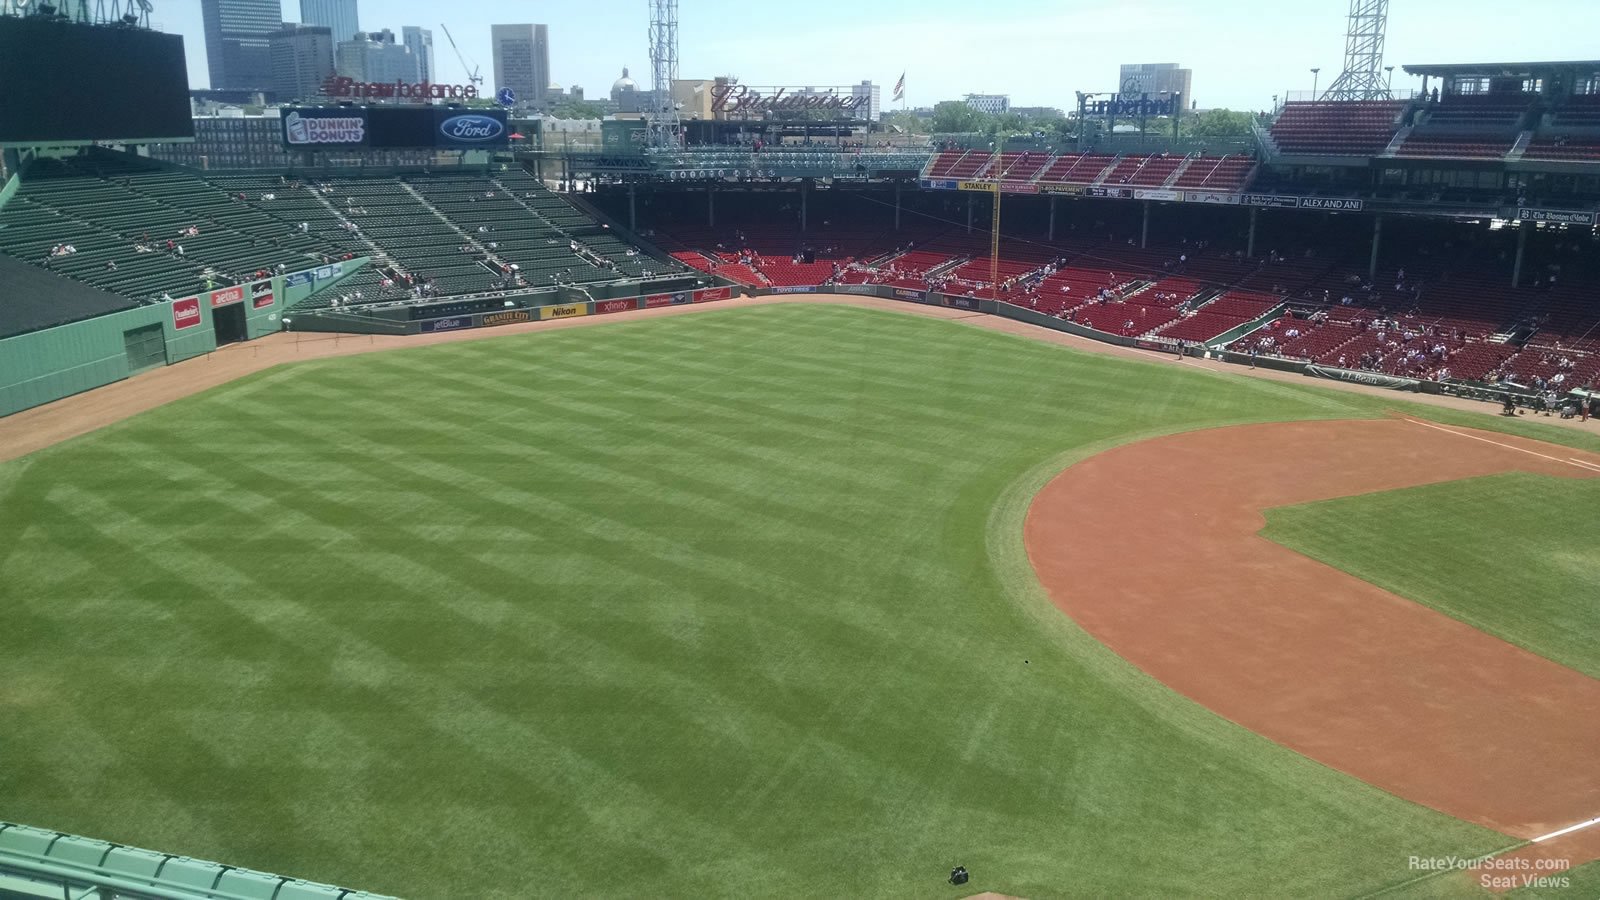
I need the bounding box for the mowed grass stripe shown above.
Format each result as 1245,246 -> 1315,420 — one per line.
36,483 -> 809,893
4,304 -> 1548,897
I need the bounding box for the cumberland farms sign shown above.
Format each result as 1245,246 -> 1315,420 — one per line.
710,84 -> 869,117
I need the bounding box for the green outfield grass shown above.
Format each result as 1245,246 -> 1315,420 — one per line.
1,303 -> 1594,898
1263,474 -> 1600,680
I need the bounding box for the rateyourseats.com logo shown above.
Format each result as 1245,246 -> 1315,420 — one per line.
1408,856 -> 1571,891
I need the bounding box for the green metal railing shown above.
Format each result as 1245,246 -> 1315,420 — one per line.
0,821 -> 392,900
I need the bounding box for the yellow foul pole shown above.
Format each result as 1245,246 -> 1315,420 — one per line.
989,135 -> 1003,299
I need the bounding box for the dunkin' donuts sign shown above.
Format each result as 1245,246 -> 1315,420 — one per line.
284,111 -> 365,146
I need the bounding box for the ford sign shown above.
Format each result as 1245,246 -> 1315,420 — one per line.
439,114 -> 505,143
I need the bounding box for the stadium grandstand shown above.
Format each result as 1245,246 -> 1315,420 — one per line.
2,0 -> 1600,893
2,53 -> 1597,415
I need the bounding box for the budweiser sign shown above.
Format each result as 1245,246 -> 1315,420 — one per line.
710,84 -> 869,117
320,75 -> 480,102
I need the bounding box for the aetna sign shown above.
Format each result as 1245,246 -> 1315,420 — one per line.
320,75 -> 480,102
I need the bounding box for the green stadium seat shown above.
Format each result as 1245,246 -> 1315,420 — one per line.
272,879 -> 347,899
41,834 -> 112,868
155,855 -> 224,890
0,823 -> 56,857
212,867 -> 287,899
101,845 -> 168,879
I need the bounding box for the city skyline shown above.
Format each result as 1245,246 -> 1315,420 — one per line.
165,0 -> 1600,110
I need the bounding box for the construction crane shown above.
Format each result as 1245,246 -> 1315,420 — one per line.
440,23 -> 482,86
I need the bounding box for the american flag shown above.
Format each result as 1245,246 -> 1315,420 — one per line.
893,72 -> 905,102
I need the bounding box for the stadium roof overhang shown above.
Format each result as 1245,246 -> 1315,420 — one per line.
1402,61 -> 1600,78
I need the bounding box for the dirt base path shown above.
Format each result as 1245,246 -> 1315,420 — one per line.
4,295 -> 1595,464
1024,418 -> 1600,860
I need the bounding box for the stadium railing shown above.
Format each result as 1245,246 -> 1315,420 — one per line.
0,821 -> 392,900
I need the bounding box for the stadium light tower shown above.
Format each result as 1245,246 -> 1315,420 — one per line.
647,0 -> 680,148
1321,0 -> 1393,100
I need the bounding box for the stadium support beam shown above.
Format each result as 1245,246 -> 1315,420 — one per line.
629,183 -> 637,231
801,179 -> 809,232
1049,195 -> 1057,241
1513,225 -> 1527,288
1368,215 -> 1384,281
894,183 -> 901,231
967,194 -> 974,233
708,184 -> 715,228
1247,208 -> 1258,258
1141,201 -> 1150,249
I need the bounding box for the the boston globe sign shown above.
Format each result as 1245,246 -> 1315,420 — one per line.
281,107 -> 508,150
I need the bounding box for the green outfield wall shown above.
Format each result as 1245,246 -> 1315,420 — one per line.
0,258 -> 369,419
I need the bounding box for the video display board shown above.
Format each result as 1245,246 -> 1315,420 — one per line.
0,17 -> 193,145
281,107 -> 507,150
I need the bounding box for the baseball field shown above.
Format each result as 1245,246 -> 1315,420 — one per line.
2,301 -> 1598,898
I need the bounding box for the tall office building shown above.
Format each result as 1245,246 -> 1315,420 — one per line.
491,24 -> 549,107
401,26 -> 435,84
200,0 -> 282,91
336,29 -> 419,85
1118,63 -> 1193,103
299,0 -> 360,43
851,81 -> 882,122
268,24 -> 335,102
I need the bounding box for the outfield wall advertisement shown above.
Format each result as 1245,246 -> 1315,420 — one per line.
595,299 -> 637,315
403,287 -> 742,335
420,316 -> 471,333
209,285 -> 245,308
541,304 -> 588,320
482,309 -> 533,328
171,297 -> 202,330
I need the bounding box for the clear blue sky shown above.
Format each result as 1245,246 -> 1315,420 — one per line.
161,0 -> 1600,109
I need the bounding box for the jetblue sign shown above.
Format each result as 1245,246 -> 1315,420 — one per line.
439,114 -> 506,146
